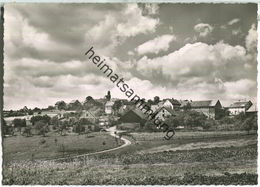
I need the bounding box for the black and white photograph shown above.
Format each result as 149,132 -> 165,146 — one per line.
1,2 -> 258,185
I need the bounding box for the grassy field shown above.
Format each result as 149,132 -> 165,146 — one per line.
3,141 -> 257,185
2,131 -> 257,185
130,130 -> 255,141
3,132 -> 123,163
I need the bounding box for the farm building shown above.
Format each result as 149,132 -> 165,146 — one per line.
189,100 -> 222,119
80,110 -> 98,123
227,100 -> 252,116
118,109 -> 147,128
154,106 -> 175,121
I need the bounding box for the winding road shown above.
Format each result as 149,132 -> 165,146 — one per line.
49,126 -> 131,162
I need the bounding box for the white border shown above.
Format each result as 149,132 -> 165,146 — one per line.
1,1 -> 259,187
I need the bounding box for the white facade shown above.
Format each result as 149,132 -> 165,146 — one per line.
105,101 -> 114,114
155,107 -> 173,121
228,108 -> 246,116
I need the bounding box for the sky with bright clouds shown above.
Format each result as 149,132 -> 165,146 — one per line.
4,3 -> 257,110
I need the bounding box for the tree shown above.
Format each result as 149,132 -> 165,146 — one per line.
31,115 -> 51,126
55,101 -> 67,110
59,123 -> 67,136
154,96 -> 160,104
35,120 -> 49,137
112,100 -> 123,113
183,111 -> 207,129
182,102 -> 191,111
165,115 -> 181,129
33,107 -> 41,113
23,126 -> 32,137
28,109 -> 33,115
68,100 -> 82,110
73,122 -> 85,135
13,118 -> 26,132
144,120 -> 157,131
235,112 -> 247,122
147,99 -> 153,106
202,119 -> 216,130
47,105 -> 55,110
241,115 -> 257,134
50,116 -> 59,126
86,96 -> 93,101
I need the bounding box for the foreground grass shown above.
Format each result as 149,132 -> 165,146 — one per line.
3,143 -> 257,185
3,132 -> 123,163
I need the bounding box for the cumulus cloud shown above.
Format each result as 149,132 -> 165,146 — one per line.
136,42 -> 248,81
228,18 -> 240,25
142,3 -> 159,15
86,4 -> 159,55
194,23 -> 213,37
135,34 -> 176,55
134,41 -> 256,103
245,24 -> 257,53
3,4 -> 257,109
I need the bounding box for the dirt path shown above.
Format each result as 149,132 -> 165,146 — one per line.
49,126 -> 131,161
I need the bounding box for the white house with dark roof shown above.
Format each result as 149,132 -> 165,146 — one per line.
227,100 -> 253,116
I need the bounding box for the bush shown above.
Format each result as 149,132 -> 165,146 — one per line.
220,116 -> 235,124
202,119 -> 217,130
13,118 -> 26,128
31,115 -> 51,125
35,121 -> 49,136
241,115 -> 257,134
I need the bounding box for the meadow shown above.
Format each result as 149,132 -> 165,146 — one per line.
2,131 -> 257,185
3,132 -> 123,163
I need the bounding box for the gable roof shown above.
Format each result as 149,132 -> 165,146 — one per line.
80,110 -> 98,119
132,108 -> 148,119
156,106 -> 175,115
169,99 -> 181,106
190,100 -> 219,108
229,101 -> 252,108
179,100 -> 190,108
246,103 -> 257,112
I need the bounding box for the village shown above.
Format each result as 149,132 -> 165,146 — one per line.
2,91 -> 257,137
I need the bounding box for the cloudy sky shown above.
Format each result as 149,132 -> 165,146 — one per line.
4,3 -> 257,110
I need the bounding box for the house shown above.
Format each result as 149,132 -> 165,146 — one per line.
118,100 -> 136,115
169,99 -> 181,110
80,110 -> 98,123
151,99 -> 181,112
154,106 -> 175,121
105,101 -> 114,114
118,109 -> 147,128
227,100 -> 253,116
245,103 -> 257,117
151,104 -> 160,112
189,100 -> 222,119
